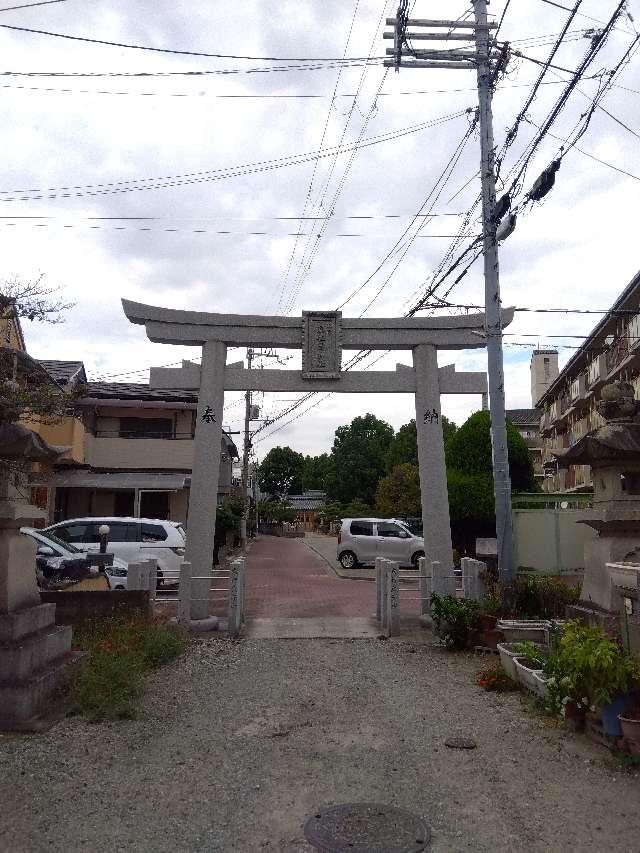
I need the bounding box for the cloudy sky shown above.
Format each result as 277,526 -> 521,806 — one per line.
3,0 -> 639,460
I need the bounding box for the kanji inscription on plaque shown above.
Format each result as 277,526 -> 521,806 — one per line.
302,311 -> 342,379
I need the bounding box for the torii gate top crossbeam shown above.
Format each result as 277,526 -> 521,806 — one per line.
122,300 -> 513,351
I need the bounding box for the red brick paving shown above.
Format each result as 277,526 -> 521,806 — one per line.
245,535 -> 378,618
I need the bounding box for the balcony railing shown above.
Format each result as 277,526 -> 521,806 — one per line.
606,333 -> 630,374
93,429 -> 195,440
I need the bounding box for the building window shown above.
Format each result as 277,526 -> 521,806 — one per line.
119,417 -> 174,439
543,357 -> 550,380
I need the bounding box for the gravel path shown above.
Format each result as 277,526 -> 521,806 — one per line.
1,637 -> 639,852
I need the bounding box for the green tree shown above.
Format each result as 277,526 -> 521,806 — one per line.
445,410 -> 536,492
446,469 -> 496,554
375,463 -> 422,517
301,452 -> 331,491
325,413 -> 394,505
258,446 -> 304,496
257,499 -> 296,523
385,417 -> 457,472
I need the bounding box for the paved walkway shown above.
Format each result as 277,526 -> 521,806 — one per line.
3,637 -> 639,852
245,535 -> 377,619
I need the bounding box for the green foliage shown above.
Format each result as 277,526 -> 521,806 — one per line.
258,446 -> 304,496
445,410 -> 536,492
514,574 -> 580,619
258,499 -> 297,523
385,417 -> 457,472
325,413 -> 394,505
542,621 -> 640,715
215,496 -> 245,535
301,453 -> 332,491
375,463 -> 421,517
446,469 -> 496,552
513,640 -> 548,669
72,615 -> 187,720
430,593 -> 481,650
316,499 -> 372,525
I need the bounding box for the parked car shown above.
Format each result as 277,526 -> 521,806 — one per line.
42,517 -> 185,589
20,527 -> 129,589
336,518 -> 425,569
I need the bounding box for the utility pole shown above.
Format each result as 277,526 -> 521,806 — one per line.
472,0 -> 515,583
383,3 -> 515,582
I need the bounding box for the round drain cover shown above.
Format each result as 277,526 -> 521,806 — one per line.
303,802 -> 430,852
444,737 -> 476,750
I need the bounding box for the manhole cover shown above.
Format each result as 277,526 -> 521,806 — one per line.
444,737 -> 477,750
303,802 -> 430,852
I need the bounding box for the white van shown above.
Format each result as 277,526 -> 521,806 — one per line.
43,517 -> 186,589
337,517 -> 425,569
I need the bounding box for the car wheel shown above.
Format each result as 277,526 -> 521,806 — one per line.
411,551 -> 425,569
339,551 -> 358,570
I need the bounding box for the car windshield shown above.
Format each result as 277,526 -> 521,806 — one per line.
40,531 -> 83,553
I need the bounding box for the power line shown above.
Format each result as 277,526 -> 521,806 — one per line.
0,22 -> 388,62
0,0 -> 65,10
0,109 -> 470,203
271,0 -> 368,315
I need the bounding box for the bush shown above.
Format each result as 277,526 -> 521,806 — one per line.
430,593 -> 481,650
514,574 -> 580,619
542,621 -> 640,715
477,659 -> 520,692
72,615 -> 187,720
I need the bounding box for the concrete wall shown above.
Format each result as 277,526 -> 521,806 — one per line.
513,509 -> 597,572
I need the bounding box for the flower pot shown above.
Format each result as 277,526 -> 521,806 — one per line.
601,693 -> 636,738
514,657 -> 545,697
564,700 -> 586,732
619,711 -> 640,750
497,643 -> 522,680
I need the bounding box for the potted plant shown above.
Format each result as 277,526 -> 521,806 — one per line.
619,706 -> 640,754
513,641 -> 548,699
429,593 -> 481,651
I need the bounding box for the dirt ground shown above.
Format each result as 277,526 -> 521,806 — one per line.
1,635 -> 639,853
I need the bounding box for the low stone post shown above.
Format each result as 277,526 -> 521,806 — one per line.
178,560 -> 192,625
461,557 -> 486,603
228,557 -> 245,638
375,557 -> 386,623
386,560 -> 400,637
418,556 -> 431,616
126,561 -> 145,590
377,558 -> 390,628
146,559 -> 157,609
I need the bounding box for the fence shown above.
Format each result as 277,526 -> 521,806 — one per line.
375,556 -> 487,636
175,558 -> 246,636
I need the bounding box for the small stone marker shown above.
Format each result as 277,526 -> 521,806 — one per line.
444,737 -> 477,750
303,802 -> 430,852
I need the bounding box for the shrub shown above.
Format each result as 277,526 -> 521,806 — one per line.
514,574 -> 580,619
477,659 -> 520,692
542,621 -> 640,715
72,614 -> 187,720
430,594 -> 481,650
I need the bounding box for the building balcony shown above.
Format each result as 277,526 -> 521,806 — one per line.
586,353 -> 607,394
540,410 -> 552,436
549,396 -> 569,426
84,433 -> 195,470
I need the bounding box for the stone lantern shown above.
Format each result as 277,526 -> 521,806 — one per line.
555,381 -> 640,620
0,387 -> 75,729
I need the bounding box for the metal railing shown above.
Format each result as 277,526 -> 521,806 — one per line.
176,558 -> 245,637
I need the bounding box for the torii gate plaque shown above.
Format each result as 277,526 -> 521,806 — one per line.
123,299 -> 513,620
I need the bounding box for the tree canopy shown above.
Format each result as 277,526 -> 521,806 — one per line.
257,446 -> 304,496
324,413 -> 394,505
375,463 -> 421,517
445,410 -> 536,492
301,452 -> 332,492
385,416 -> 457,472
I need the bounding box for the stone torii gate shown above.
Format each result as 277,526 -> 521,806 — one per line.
123,300 -> 513,620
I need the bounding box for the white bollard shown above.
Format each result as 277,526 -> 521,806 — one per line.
127,561 -> 145,590
228,557 -> 245,638
461,557 -> 486,602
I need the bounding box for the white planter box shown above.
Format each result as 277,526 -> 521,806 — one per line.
514,657 -> 547,699
497,620 -> 550,644
497,642 -> 522,681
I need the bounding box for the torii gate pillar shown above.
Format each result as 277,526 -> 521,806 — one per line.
413,344 -> 453,569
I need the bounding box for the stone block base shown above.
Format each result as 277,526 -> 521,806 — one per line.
0,602 -> 75,731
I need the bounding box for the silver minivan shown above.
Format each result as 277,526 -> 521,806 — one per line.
337,518 -> 425,569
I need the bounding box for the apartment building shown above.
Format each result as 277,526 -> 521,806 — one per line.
538,269 -> 640,493
31,360 -> 238,524
505,408 -> 545,484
